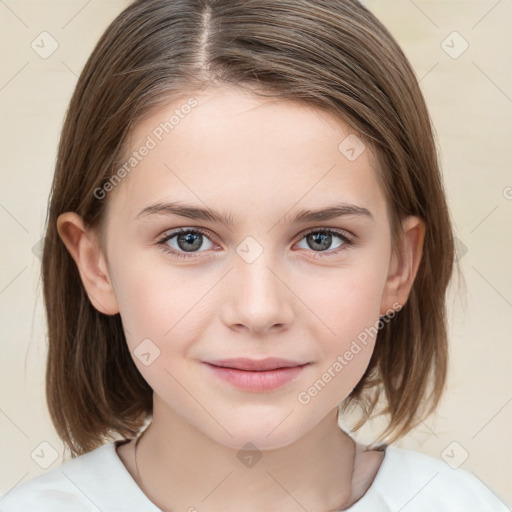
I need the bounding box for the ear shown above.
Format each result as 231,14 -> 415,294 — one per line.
380,215 -> 425,316
56,212 -> 119,315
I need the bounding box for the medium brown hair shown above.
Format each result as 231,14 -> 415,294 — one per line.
42,0 -> 460,458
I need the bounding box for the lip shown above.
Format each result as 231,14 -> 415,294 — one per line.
205,357 -> 308,371
202,358 -> 310,392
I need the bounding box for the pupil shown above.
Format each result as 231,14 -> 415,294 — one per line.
178,232 -> 202,252
309,232 -> 331,251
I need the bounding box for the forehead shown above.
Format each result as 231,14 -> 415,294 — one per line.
107,86 -> 386,224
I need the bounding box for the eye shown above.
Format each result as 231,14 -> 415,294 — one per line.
156,228 -> 217,259
294,228 -> 354,258
156,227 -> 355,260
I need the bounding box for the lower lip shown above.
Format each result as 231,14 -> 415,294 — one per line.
203,363 -> 309,392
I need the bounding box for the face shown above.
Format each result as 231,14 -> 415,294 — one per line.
73,86 -> 413,451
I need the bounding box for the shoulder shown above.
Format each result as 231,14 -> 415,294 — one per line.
363,444 -> 510,512
0,441 -> 158,511
0,443 -> 113,511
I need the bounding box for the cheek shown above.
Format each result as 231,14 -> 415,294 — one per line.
299,283 -> 382,411
111,254 -> 215,370
300,253 -> 388,388
304,257 -> 387,340
111,245 -> 189,327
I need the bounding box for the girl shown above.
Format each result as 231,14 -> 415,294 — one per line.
1,0 -> 508,511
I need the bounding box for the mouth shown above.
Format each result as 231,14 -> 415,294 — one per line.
204,357 -> 309,371
202,358 -> 311,392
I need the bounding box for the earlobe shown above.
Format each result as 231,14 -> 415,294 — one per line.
56,212 -> 120,315
380,216 -> 425,315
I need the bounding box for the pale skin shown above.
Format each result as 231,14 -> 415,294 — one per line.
57,85 -> 424,511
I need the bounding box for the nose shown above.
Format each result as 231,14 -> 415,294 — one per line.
220,247 -> 294,335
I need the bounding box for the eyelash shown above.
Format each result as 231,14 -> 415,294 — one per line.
156,227 -> 355,260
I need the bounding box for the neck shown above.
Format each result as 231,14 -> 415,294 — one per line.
133,400 -> 357,512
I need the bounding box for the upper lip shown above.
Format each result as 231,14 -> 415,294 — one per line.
204,357 -> 309,371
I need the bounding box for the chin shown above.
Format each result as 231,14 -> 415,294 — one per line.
203,413 -> 311,452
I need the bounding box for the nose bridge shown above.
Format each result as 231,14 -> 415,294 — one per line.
235,234 -> 283,301
223,234 -> 293,330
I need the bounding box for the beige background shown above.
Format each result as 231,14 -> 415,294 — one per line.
1,0 -> 511,506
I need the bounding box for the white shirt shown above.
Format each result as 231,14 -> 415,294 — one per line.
0,440 -> 509,511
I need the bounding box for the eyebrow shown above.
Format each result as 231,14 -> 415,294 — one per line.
135,201 -> 374,225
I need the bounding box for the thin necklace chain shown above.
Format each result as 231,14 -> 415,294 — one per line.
133,429 -> 357,511
133,428 -> 174,512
